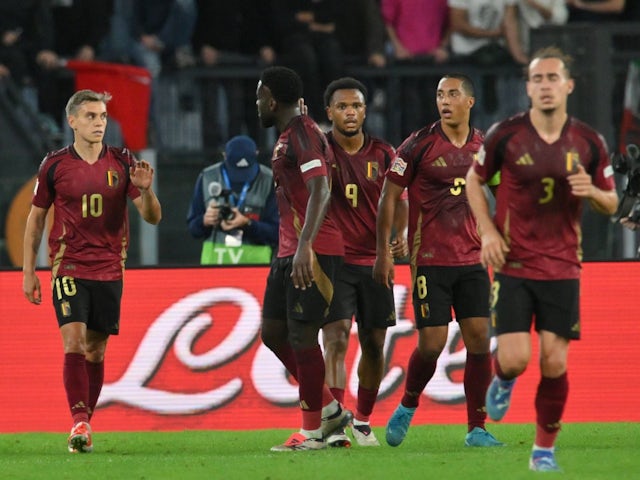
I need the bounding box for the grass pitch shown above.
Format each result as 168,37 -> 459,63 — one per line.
1,423 -> 638,480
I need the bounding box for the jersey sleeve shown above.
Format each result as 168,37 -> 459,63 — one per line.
590,133 -> 617,191
472,122 -> 501,182
293,124 -> 330,184
32,155 -> 55,209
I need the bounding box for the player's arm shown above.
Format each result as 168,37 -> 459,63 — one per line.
391,192 -> 408,258
465,168 -> 509,269
131,160 -> 162,225
22,205 -> 48,304
373,179 -> 403,287
292,175 -> 331,289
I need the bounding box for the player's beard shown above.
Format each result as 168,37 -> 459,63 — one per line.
337,126 -> 360,138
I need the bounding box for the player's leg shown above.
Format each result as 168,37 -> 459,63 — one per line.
529,279 -> 576,472
486,274 -> 534,422
350,266 -> 395,446
351,325 -> 387,446
53,276 -> 93,453
322,317 -> 352,448
454,265 -> 502,446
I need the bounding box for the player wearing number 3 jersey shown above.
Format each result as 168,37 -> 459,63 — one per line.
466,46 -> 618,472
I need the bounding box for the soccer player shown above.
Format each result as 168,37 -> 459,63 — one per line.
374,74 -> 502,448
465,46 -> 618,471
22,89 -> 162,453
256,66 -> 351,451
321,77 -> 408,448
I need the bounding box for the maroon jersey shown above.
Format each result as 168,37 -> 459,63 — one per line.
32,145 -> 141,281
472,112 -> 616,279
329,132 -> 395,265
270,115 -> 344,257
386,121 -> 484,266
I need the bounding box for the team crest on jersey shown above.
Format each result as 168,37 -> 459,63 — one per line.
390,157 -> 407,176
106,169 -> 119,188
566,151 -> 580,172
366,161 -> 379,180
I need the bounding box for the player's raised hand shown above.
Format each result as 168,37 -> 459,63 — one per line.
130,160 -> 154,192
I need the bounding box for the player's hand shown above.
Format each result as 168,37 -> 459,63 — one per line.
23,271 -> 42,305
567,163 -> 594,198
390,237 -> 408,259
480,228 -> 510,270
130,160 -> 154,192
298,97 -> 308,116
373,251 -> 395,288
291,242 -> 315,290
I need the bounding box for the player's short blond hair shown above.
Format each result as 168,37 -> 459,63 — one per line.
65,90 -> 112,116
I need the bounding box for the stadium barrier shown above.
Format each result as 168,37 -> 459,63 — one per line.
1,262 -> 637,433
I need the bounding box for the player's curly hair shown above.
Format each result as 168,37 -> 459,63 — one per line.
260,66 -> 303,105
66,89 -> 112,116
323,77 -> 368,107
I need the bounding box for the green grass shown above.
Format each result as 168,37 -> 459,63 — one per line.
1,423 -> 638,479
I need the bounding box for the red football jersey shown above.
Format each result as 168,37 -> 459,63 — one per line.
328,132 -> 395,265
33,145 -> 141,281
270,115 -> 344,257
386,121 -> 484,266
472,112 -> 616,279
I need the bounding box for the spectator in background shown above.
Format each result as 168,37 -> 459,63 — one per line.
449,0 -> 529,130
271,0 -> 344,122
0,1 -> 60,120
187,135 -> 278,265
101,0 -> 196,77
49,0 -> 114,127
566,0 -> 625,21
381,0 -> 450,137
516,1 -> 568,54
192,1 -> 275,150
335,0 -> 387,68
333,0 -> 388,136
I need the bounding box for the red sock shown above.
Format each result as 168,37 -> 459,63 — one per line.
85,360 -> 104,421
63,353 -> 89,424
330,387 -> 345,404
465,352 -> 491,431
293,346 -> 325,430
535,373 -> 569,448
356,385 -> 378,422
401,349 -> 436,408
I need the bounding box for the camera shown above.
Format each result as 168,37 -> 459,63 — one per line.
611,144 -> 640,223
218,204 -> 235,221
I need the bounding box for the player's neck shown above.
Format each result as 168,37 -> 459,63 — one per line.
529,108 -> 568,144
276,106 -> 301,132
333,129 -> 364,154
73,140 -> 103,164
441,122 -> 469,148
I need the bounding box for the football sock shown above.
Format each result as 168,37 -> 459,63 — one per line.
535,373 -> 568,448
465,352 -> 491,431
85,360 -> 104,421
330,387 -> 345,404
401,349 -> 436,408
293,345 -> 325,430
63,353 -> 89,424
355,385 -> 378,422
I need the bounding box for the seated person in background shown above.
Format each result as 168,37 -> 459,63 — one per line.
187,135 -> 279,265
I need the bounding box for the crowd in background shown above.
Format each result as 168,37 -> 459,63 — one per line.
0,0 -> 638,148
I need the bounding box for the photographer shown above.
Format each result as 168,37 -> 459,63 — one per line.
187,135 -> 278,264
612,144 -> 640,231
